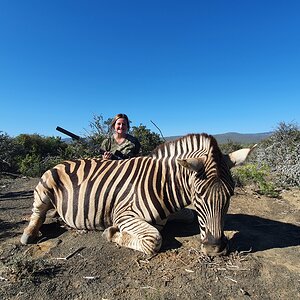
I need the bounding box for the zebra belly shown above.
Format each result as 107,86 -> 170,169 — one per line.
54,195 -> 110,231
61,213 -> 106,231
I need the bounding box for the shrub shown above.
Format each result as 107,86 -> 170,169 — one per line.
131,124 -> 163,155
232,164 -> 279,197
18,153 -> 42,177
219,139 -> 243,154
14,134 -> 67,158
253,122 -> 300,188
11,134 -> 67,176
0,131 -> 21,173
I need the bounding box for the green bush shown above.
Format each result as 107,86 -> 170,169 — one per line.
219,140 -> 243,154
9,134 -> 67,176
0,131 -> 22,173
233,164 -> 279,197
131,124 -> 163,155
18,153 -> 42,177
18,154 -> 64,177
14,134 -> 67,157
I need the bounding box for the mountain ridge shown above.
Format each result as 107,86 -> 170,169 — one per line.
165,131 -> 272,144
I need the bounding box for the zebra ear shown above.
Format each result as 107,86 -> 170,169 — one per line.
177,156 -> 207,172
224,144 -> 257,169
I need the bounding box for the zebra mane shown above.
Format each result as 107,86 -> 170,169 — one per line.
150,133 -> 222,159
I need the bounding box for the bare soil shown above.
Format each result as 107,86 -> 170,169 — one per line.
0,175 -> 299,300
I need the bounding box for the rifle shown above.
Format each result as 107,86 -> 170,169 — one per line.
56,126 -> 122,160
56,126 -> 81,141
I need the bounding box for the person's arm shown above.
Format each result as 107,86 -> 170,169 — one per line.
101,138 -> 109,151
101,138 -> 114,160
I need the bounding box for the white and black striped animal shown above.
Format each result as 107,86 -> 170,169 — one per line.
21,133 -> 255,255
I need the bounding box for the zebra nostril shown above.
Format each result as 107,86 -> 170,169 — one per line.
201,242 -> 228,256
201,234 -> 228,256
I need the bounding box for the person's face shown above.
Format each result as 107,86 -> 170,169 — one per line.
114,118 -> 128,134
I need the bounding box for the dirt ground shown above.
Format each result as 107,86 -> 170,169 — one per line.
0,175 -> 299,300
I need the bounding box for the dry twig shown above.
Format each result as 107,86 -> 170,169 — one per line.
224,276 -> 238,283
54,247 -> 85,260
140,285 -> 158,290
83,276 -> 100,280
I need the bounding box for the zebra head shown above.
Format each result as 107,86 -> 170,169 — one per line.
178,141 -> 256,256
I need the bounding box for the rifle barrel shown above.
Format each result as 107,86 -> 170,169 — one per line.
56,126 -> 80,140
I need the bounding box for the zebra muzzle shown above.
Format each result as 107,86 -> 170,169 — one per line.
200,232 -> 228,256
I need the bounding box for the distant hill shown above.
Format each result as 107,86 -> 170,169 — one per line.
165,132 -> 272,144
213,132 -> 272,144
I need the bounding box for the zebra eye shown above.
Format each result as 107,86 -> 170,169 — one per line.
196,172 -> 206,179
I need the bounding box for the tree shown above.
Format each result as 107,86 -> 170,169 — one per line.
131,124 -> 163,155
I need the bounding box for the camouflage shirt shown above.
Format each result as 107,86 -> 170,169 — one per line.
101,134 -> 141,159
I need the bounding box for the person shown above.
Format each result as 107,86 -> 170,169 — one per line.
101,113 -> 141,160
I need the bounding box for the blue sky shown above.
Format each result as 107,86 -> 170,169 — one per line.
1,0 -> 299,138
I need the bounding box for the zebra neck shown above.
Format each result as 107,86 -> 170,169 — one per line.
161,158 -> 191,211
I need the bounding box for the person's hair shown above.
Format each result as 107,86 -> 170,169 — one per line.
111,113 -> 130,130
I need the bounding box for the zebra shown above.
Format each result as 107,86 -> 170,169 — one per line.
21,133 -> 255,256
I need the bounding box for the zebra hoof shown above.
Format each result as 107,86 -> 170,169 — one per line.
102,226 -> 119,241
20,233 -> 37,245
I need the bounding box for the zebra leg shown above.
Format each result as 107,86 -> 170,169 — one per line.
102,219 -> 162,255
20,190 -> 53,244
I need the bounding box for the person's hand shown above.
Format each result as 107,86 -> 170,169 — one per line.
103,151 -> 113,160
